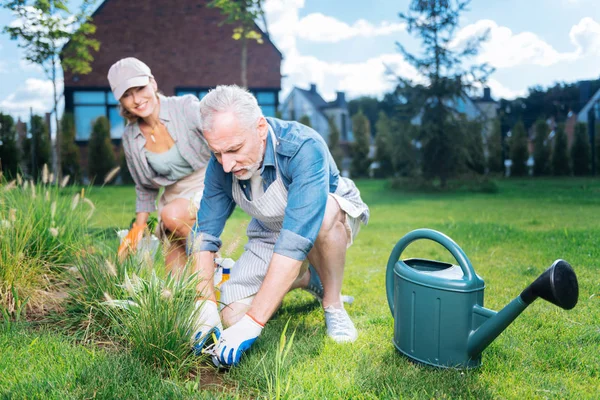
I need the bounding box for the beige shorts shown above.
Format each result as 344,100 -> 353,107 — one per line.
156,168 -> 205,241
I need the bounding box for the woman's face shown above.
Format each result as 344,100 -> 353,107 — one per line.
120,79 -> 159,119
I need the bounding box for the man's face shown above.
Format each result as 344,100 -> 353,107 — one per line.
205,112 -> 268,180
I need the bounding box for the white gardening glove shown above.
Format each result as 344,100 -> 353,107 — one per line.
213,314 -> 264,367
191,300 -> 223,355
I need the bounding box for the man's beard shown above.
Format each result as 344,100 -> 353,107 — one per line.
233,141 -> 264,180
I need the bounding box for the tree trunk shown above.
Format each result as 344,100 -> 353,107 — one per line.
241,36 -> 248,88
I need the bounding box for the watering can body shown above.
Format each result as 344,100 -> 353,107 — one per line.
386,229 -> 578,369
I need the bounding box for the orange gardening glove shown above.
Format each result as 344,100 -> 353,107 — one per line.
118,223 -> 147,261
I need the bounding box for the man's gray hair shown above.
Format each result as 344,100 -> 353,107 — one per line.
199,85 -> 263,133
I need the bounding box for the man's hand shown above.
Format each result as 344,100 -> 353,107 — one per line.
214,314 -> 264,366
117,222 -> 146,260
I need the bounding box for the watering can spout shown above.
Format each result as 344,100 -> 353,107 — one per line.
467,259 -> 578,359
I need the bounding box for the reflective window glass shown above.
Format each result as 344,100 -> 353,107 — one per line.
75,106 -> 105,140
107,92 -> 120,105
260,105 -> 276,117
255,91 -> 276,105
74,91 -> 106,104
176,90 -> 197,97
109,107 -> 126,139
199,91 -> 209,99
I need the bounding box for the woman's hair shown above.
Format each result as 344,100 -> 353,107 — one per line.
199,85 -> 262,134
119,79 -> 162,123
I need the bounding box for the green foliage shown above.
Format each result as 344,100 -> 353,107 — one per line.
348,96 -> 379,136
396,0 -> 493,185
327,117 -> 344,169
22,115 -> 51,181
390,121 -> 419,177
487,118 -> 504,173
60,113 -> 81,182
552,124 -> 570,176
374,112 -> 394,177
463,118 -> 485,175
596,124 -> 600,175
509,120 -> 529,176
88,117 -> 117,185
298,114 -> 311,128
533,119 -> 550,176
571,123 -> 590,176
262,319 -> 296,400
350,110 -> 371,178
0,180 -> 93,314
0,113 -> 21,178
119,145 -> 135,185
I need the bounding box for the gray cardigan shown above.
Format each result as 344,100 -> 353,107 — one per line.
122,94 -> 211,212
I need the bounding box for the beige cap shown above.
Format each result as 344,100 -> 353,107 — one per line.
107,57 -> 154,100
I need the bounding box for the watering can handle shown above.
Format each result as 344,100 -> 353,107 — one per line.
386,228 -> 476,315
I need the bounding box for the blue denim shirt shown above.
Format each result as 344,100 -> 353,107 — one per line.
189,117 -> 341,261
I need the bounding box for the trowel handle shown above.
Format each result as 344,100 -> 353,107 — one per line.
386,229 -> 476,315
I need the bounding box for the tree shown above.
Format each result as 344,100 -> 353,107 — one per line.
60,112 -> 80,182
3,0 -> 100,179
463,118 -> 485,175
88,117 -> 116,185
374,111 -> 394,177
391,121 -> 419,177
299,115 -> 311,128
552,124 -> 570,176
510,121 -> 529,176
396,0 -> 493,186
209,0 -> 266,88
350,110 -> 371,178
596,124 -> 600,175
119,145 -> 134,185
487,118 -> 503,173
571,123 -> 590,176
23,115 -> 52,180
348,96 -> 380,137
0,113 -> 21,178
327,117 -> 344,170
533,119 -> 550,176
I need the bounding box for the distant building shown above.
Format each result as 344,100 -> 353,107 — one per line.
62,0 -> 282,175
279,83 -> 353,144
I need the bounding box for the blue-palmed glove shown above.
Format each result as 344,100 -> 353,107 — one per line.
191,300 -> 223,355
214,314 -> 264,367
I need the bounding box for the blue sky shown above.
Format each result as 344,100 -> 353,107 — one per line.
1,0 -> 600,120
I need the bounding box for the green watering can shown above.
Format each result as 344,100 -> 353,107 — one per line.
386,229 -> 579,369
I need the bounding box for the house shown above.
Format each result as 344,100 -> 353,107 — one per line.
62,0 -> 282,174
279,84 -> 353,144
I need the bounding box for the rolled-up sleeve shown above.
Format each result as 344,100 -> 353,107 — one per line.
274,138 -> 329,261
187,157 -> 236,255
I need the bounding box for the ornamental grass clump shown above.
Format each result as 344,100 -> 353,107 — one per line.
0,169 -> 94,314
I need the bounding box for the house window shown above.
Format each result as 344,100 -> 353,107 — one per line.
73,90 -> 125,140
176,88 -> 278,117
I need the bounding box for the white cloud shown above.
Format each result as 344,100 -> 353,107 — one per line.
295,13 -> 405,43
569,17 -> 600,56
484,78 -> 527,100
19,59 -> 45,73
453,19 -> 577,69
0,78 -> 61,119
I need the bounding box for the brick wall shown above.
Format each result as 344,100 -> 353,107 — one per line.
63,0 -> 282,93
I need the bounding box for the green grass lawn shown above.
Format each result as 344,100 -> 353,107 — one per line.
2,178 -> 599,399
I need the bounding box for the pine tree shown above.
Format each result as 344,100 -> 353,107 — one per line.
299,115 -> 311,128
0,113 -> 21,178
552,124 -> 570,176
391,121 -> 419,177
60,113 -> 81,182
327,117 -> 344,170
533,119 -> 550,176
374,112 -> 394,177
23,115 -> 52,180
88,117 -> 116,185
119,146 -> 134,185
350,110 -> 371,178
571,123 -> 590,176
464,118 -> 485,175
510,121 -> 529,176
487,118 -> 503,173
596,123 -> 600,175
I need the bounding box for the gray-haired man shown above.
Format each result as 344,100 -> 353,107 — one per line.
188,85 -> 369,366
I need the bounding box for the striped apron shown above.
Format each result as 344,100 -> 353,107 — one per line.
220,128 -> 369,306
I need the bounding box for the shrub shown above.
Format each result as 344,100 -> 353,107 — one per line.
487,118 -> 504,174
533,119 -> 550,176
0,113 -> 21,178
298,115 -> 311,128
374,112 -> 393,178
552,124 -> 570,176
463,118 -> 485,175
119,146 -> 134,185
571,123 -> 590,176
327,117 -> 344,170
510,120 -> 529,176
391,121 -> 419,177
22,115 -> 51,181
88,117 -> 117,185
351,110 -> 371,178
60,113 -> 81,183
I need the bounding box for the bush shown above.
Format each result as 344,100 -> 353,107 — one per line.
60,113 -> 81,183
298,115 -> 311,128
533,119 -> 550,176
391,121 -> 419,177
351,110 -> 371,178
22,115 -> 52,181
88,117 -> 117,185
463,118 -> 485,175
0,113 -> 21,178
487,118 -> 504,174
510,120 -> 529,176
552,124 -> 570,176
374,112 -> 393,178
119,146 -> 135,185
571,123 -> 590,176
327,117 -> 344,170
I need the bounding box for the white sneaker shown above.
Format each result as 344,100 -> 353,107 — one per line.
324,305 -> 358,343
190,300 -> 223,354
